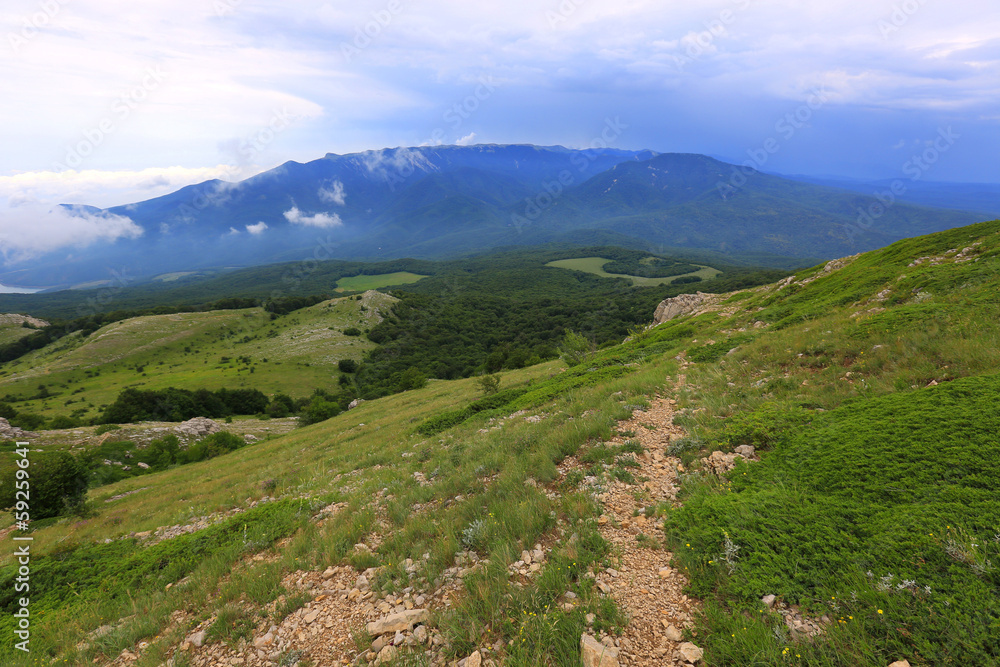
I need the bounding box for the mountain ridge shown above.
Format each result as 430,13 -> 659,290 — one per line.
1,144 -> 985,289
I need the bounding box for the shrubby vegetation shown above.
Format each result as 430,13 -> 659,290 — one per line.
667,376 -> 1000,665
602,256 -> 700,277
354,247 -> 786,398
99,387 -> 270,423
0,451 -> 87,520
96,385 -> 360,428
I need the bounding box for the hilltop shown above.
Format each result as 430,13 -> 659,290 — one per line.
0,291 -> 396,427
0,219 -> 998,666
0,314 -> 49,346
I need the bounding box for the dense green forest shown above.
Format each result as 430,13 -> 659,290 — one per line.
0,245 -> 789,407
0,245 -> 799,320
352,249 -> 788,397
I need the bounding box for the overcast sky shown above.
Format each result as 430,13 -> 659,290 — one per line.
0,0 -> 998,264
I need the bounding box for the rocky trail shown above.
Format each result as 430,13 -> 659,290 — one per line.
104,382 -> 711,667
572,384 -> 706,667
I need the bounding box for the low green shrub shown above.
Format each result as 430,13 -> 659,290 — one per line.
667,373 -> 1000,665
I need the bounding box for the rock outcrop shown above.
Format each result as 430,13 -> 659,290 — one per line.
0,418 -> 33,441
653,292 -> 713,324
366,609 -> 428,636
677,642 -> 704,663
0,313 -> 49,328
174,417 -> 222,438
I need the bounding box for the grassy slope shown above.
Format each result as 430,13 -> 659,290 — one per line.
0,322 -> 32,347
0,220 -> 998,665
656,218 -> 1000,665
0,355 -> 667,664
0,293 -> 394,422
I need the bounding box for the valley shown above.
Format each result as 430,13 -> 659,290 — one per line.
6,0 -> 999,664
0,219 -> 998,665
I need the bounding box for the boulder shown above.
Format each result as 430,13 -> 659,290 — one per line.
188,630 -> 206,648
677,642 -> 704,663
366,609 -> 429,636
374,645 -> 396,665
466,650 -> 482,667
888,662 -> 911,667
581,634 -> 619,667
653,292 -> 712,324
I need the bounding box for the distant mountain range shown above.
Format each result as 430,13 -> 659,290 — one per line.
1,144 -> 989,289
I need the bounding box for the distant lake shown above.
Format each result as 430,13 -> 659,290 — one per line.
0,283 -> 41,294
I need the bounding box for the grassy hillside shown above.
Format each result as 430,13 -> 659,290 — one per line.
0,220 -> 998,665
0,314 -> 48,346
0,323 -> 32,347
0,292 -> 394,424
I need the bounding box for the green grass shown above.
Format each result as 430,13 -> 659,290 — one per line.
0,322 -> 35,346
334,272 -> 428,292
0,293 -> 394,423
666,375 -> 1000,665
0,344 -> 676,663
652,219 -> 1000,665
0,219 -> 999,665
545,257 -> 721,286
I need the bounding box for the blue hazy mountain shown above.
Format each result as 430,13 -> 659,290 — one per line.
0,145 -> 985,289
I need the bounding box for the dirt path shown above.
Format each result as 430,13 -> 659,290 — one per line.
106,385 -> 704,667
588,385 -> 703,666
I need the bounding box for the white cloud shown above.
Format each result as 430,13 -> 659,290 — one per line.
283,206 -> 342,228
359,147 -> 437,182
0,166 -> 251,209
318,179 -> 346,205
246,221 -> 269,235
0,0 -> 996,192
0,199 -> 143,263
456,132 -> 478,146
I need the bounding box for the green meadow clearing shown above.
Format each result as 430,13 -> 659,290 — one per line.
545,256 -> 721,286
334,272 -> 428,292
